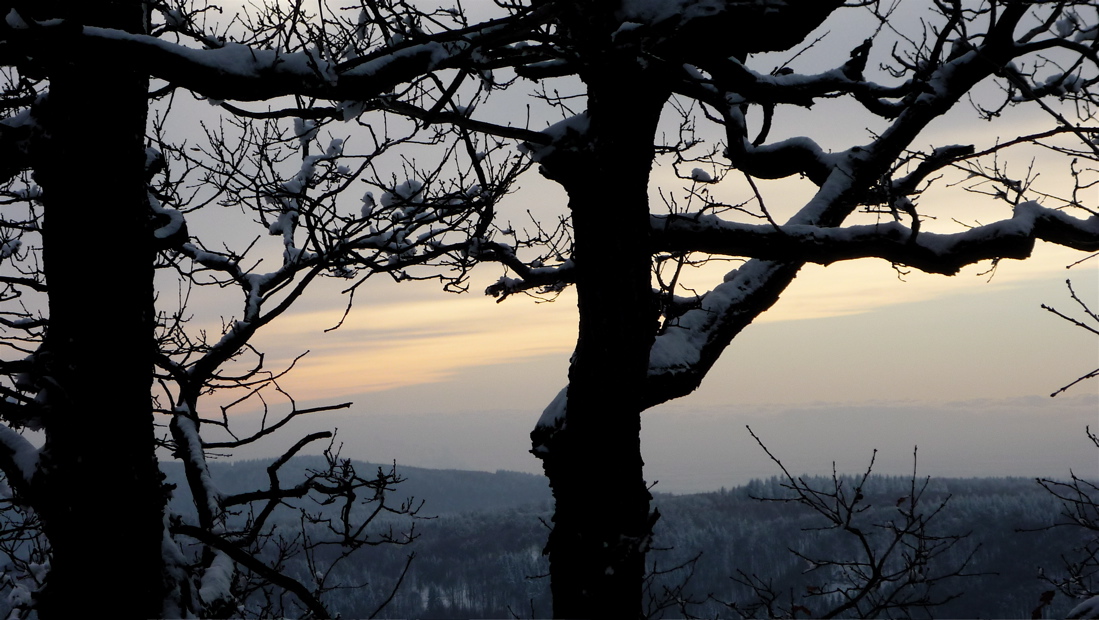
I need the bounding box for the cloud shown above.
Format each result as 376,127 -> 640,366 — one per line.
246,281 -> 578,400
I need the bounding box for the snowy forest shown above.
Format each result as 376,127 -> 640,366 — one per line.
2,0 -> 1099,617
69,458 -> 1099,618
179,459 -> 1097,619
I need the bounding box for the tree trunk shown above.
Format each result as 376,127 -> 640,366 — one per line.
535,46 -> 669,617
31,1 -> 167,616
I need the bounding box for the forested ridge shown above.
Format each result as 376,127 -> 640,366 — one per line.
143,458 -> 1094,618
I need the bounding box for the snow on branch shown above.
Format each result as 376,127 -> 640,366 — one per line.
690,42 -> 911,117
644,203 -> 1099,406
636,3 -> 1099,408
653,202 -> 1099,273
79,25 -> 462,102
3,6 -> 550,104
169,411 -> 221,530
0,423 -> 37,501
617,0 -> 845,61
645,259 -> 799,404
170,522 -> 330,618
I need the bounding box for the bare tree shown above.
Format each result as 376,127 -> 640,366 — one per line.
1035,431 -> 1099,620
0,0 -> 536,616
1032,280 -> 1099,619
723,430 -> 980,619
461,1 -> 1099,615
5,1 -> 1099,617
1044,279 -> 1099,397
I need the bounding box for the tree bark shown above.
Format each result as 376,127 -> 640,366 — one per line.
31,1 -> 167,616
534,23 -> 669,615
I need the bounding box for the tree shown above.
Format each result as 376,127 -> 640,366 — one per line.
464,1 -> 1099,616
1033,280 -> 1099,619
725,432 -> 979,619
1035,429 -> 1099,620
1044,279 -> 1099,397
5,1 -> 1099,618
0,0 -> 534,616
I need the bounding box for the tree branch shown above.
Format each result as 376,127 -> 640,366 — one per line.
6,8 -> 552,103
171,522 -> 332,619
653,202 -> 1099,273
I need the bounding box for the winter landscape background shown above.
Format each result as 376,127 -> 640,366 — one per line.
147,457 -> 1095,618
3,0 -> 1099,616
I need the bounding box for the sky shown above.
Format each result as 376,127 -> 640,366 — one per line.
220,238 -> 1097,493
175,1 -> 1099,494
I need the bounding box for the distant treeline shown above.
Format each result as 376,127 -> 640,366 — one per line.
160,459 -> 1093,618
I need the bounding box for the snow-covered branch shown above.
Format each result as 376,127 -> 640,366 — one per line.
687,41 -> 912,118
0,423 -> 37,502
635,2 -> 1099,408
641,202 -> 1099,407
643,259 -> 800,406
617,0 -> 845,62
2,5 -> 551,104
653,202 -> 1099,273
170,522 -> 331,618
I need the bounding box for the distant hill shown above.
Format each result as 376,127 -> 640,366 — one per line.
162,456 -> 553,517
153,460 -> 1099,618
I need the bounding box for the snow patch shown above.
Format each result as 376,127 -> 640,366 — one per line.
0,424 -> 38,488
1069,596 -> 1099,619
690,168 -> 712,182
198,550 -> 236,607
173,411 -> 221,521
649,261 -> 786,374
534,387 -> 567,438
4,9 -> 29,29
150,192 -> 186,240
519,113 -> 590,162
0,239 -> 21,259
381,179 -> 424,207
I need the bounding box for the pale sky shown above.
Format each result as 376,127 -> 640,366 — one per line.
178,1 -> 1099,493
217,235 -> 1098,493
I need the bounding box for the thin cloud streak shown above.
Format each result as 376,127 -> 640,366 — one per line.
252,284 -> 579,400
233,244 -> 1093,404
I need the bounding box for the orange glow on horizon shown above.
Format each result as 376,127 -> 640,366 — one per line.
221,240 -> 1093,410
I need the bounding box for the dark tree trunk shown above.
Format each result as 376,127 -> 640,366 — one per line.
535,24 -> 670,614
31,1 -> 167,616
530,5 -> 858,614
